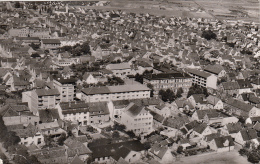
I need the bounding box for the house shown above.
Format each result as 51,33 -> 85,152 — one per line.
1,104 -> 39,126
121,103 -> 153,136
221,122 -> 243,138
107,100 -> 131,121
245,116 -> 260,125
143,72 -> 192,95
149,143 -> 175,163
236,79 -> 253,94
208,136 -> 234,152
188,94 -> 208,110
180,120 -> 201,136
12,123 -> 44,147
225,98 -> 260,117
82,73 -> 98,84
219,81 -> 240,97
204,64 -> 226,78
64,137 -> 92,163
81,84 -> 150,103
152,104 -> 171,118
106,63 -> 132,78
89,140 -> 146,163
185,68 -> 218,90
29,146 -> 67,164
41,39 -> 61,49
57,101 -> 110,126
22,89 -> 60,114
38,120 -> 66,138
190,123 -> 214,139
235,129 -> 258,145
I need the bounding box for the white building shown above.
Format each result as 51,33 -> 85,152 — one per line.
121,103 -> 153,136
185,68 -> 218,89
53,78 -> 76,102
81,84 -> 150,103
22,89 -> 60,115
106,63 -> 133,78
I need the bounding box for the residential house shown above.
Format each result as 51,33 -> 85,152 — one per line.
219,81 -> 240,97
57,101 -> 110,126
149,143 -> 175,163
208,136 -> 234,152
12,123 -> 44,147
107,100 -> 131,121
246,116 -> 260,125
188,94 -> 208,110
225,98 -> 260,117
106,63 -> 133,78
190,123 -> 214,139
22,89 -> 60,114
221,122 -> 243,138
38,120 -> 66,138
41,39 -> 61,49
206,95 -> 224,109
81,84 -> 150,103
235,129 -> 258,145
64,138 -> 92,163
121,103 -> 153,136
1,104 -> 39,126
143,72 -> 192,95
89,140 -> 146,163
29,146 -> 67,164
236,79 -> 253,94
204,64 -> 226,78
82,73 -> 98,84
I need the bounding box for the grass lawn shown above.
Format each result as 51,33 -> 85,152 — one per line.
175,150 -> 250,164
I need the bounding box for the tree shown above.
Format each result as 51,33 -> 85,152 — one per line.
57,133 -> 67,146
176,87 -> 184,98
202,30 -> 217,40
134,73 -> 143,84
248,153 -> 260,164
187,84 -> 209,98
112,131 -> 120,139
14,2 -> 21,8
146,83 -> 154,97
113,123 -> 126,131
177,146 -> 183,154
143,142 -> 151,150
81,41 -> 91,55
159,89 -> 176,103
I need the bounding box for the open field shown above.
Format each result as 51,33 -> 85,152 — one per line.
175,150 -> 250,164
75,0 -> 259,23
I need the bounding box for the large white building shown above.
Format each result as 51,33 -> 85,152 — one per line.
56,101 -> 110,126
22,89 -> 60,114
53,78 -> 76,102
106,63 -> 133,78
81,84 -> 150,103
121,103 -> 153,136
185,68 -> 218,89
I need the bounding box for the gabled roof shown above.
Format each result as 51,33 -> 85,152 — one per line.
226,98 -> 254,112
42,39 -> 61,44
221,82 -> 240,90
193,123 -> 208,134
185,68 -> 212,78
226,122 -> 243,134
106,63 -> 131,70
191,94 -> 207,104
240,129 -> 258,141
206,95 -> 221,105
236,79 -> 253,89
214,136 -> 234,148
35,89 -> 60,96
125,103 -> 148,117
150,143 -> 168,159
204,64 -> 224,75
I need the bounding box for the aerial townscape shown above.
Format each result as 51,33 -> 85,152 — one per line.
0,0 -> 260,164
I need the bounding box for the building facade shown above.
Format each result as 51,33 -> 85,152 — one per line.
53,78 -> 76,102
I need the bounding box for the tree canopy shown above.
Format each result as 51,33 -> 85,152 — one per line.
159,89 -> 176,103
187,84 -> 209,98
202,30 -> 217,40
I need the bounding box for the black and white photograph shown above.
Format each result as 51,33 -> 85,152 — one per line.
0,0 -> 259,163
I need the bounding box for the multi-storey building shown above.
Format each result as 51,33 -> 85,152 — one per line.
22,89 -> 60,114
143,72 -> 192,94
53,78 -> 76,102
185,68 -> 218,89
56,101 -> 110,126
81,84 -> 150,103
8,27 -> 34,37
121,103 -> 153,136
105,63 -> 133,78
